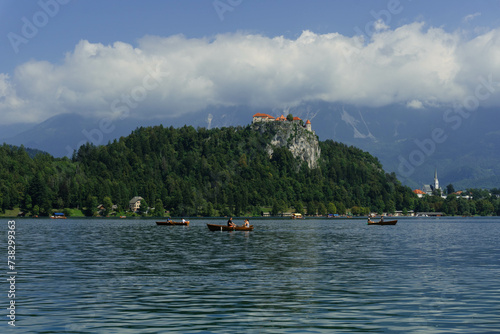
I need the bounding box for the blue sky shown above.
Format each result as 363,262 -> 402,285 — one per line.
1,0 -> 500,125
2,0 -> 499,72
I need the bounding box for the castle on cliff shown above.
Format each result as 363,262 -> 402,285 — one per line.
252,113 -> 312,132
251,113 -> 319,169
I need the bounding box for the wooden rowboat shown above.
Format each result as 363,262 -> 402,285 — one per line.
367,220 -> 397,225
207,223 -> 254,231
156,221 -> 190,226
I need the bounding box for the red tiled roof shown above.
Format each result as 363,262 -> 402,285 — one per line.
413,189 -> 426,194
305,119 -> 311,124
253,113 -> 274,119
293,116 -> 302,121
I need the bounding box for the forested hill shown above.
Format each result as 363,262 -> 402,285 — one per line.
0,123 -> 415,216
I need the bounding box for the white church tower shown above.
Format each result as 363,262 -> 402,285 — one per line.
434,168 -> 439,191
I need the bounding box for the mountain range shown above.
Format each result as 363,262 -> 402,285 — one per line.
2,103 -> 499,190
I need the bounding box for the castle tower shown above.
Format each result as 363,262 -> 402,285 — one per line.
305,119 -> 311,132
434,168 -> 439,191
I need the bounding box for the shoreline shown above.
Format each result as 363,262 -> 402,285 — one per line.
3,215 -> 495,220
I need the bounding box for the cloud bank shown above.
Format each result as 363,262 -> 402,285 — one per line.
1,22 -> 500,125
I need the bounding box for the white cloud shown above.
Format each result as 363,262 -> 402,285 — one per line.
0,73 -> 29,122
406,100 -> 424,109
1,22 -> 500,125
373,19 -> 389,32
463,12 -> 481,23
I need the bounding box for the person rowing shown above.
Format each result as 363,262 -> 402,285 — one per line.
227,217 -> 236,227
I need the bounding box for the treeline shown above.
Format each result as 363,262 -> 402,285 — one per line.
416,188 -> 500,216
0,124 -> 499,217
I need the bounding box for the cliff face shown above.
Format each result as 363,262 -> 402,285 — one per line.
253,121 -> 321,169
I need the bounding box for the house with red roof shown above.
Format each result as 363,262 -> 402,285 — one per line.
252,113 -> 275,123
413,189 -> 426,198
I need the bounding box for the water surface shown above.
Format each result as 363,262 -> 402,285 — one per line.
2,217 -> 500,333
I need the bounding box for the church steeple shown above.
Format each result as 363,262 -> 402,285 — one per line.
434,168 -> 439,190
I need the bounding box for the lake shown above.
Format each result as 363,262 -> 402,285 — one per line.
2,217 -> 500,333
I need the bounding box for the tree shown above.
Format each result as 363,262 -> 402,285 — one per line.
286,114 -> 294,121
444,195 -> 458,216
103,196 -> 113,216
85,196 -> 98,217
446,184 -> 455,195
476,199 -> 494,216
220,206 -> 231,217
294,201 -> 305,215
63,208 -> 72,217
306,201 -> 317,216
432,188 -> 442,197
32,205 -> 40,216
204,202 -> 215,217
40,197 -> 52,216
318,202 -> 327,216
327,202 -> 337,214
351,206 -> 362,216
29,173 -> 48,208
22,194 -> 33,214
139,199 -> 149,215
386,200 -> 396,214
360,207 -> 370,216
238,153 -> 248,168
154,199 -> 165,217
336,202 -> 346,215
271,199 -> 286,216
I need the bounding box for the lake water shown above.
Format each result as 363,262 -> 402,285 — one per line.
2,217 -> 500,333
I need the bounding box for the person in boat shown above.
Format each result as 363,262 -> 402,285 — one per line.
227,217 -> 236,227
380,216 -> 384,223
181,218 -> 186,223
243,219 -> 250,228
167,217 -> 172,223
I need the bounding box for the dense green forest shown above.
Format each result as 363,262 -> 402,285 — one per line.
1,124 -> 499,217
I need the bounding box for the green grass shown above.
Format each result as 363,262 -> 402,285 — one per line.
65,208 -> 85,217
1,208 -> 21,217
0,207 -> 86,218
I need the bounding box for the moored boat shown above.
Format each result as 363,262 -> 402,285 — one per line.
156,221 -> 190,226
367,219 -> 397,225
207,223 -> 254,231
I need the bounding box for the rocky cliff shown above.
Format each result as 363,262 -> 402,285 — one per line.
252,121 -> 321,169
